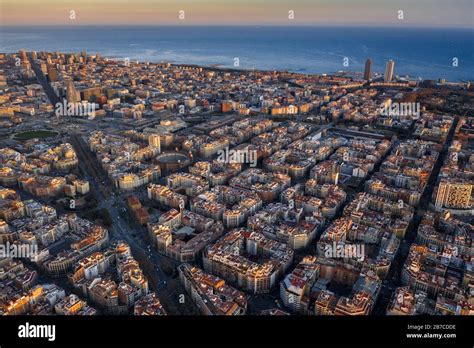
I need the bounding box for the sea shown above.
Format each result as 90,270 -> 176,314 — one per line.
1,26 -> 473,81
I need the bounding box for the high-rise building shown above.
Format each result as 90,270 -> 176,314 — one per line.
66,79 -> 80,103
364,58 -> 372,80
384,60 -> 395,82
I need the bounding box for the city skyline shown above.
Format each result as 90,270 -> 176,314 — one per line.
1,48 -> 472,320
1,0 -> 473,27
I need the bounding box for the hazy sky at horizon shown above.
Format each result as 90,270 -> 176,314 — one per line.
0,0 -> 473,27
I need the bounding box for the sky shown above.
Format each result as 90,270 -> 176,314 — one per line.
0,0 -> 473,27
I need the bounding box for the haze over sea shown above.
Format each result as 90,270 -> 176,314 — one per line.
1,26 -> 473,81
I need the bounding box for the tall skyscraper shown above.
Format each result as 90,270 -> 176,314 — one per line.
66,79 -> 80,103
364,58 -> 372,80
384,60 -> 395,82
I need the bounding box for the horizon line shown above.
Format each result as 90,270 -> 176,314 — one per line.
1,24 -> 473,29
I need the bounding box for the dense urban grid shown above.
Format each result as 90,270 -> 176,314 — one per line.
0,50 -> 472,316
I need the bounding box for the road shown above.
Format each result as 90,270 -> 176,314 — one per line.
68,131 -> 195,313
28,53 -> 60,105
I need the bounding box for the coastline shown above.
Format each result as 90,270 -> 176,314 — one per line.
1,25 -> 473,82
